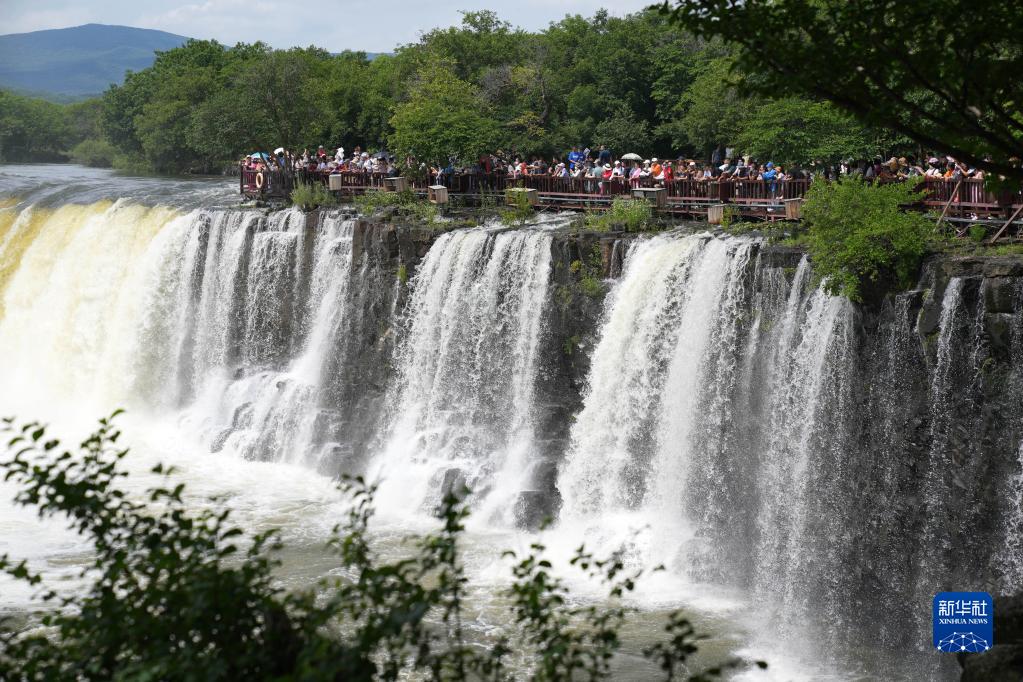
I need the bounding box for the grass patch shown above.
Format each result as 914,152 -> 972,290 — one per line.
585,198 -> 654,233
291,182 -> 337,211
353,189 -> 439,225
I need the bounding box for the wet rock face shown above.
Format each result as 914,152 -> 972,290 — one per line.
959,644 -> 1023,682
514,490 -> 556,531
959,594 -> 1023,681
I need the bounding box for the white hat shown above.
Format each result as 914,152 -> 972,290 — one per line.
603,163 -> 611,170
274,147 -> 285,155
361,152 -> 369,158
652,158 -> 659,163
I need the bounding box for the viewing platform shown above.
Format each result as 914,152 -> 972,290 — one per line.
240,167 -> 1023,233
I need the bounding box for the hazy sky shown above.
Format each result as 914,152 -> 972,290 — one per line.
2,0 -> 656,52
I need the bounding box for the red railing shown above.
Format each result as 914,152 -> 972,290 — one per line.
240,167 -> 295,198
241,165 -> 1023,224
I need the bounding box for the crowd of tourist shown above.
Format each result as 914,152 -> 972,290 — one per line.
242,142 -> 985,189
242,145 -> 398,175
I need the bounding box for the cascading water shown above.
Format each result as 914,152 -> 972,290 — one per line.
556,233 -> 1023,676
371,226 -> 553,526
3,165 -> 1023,680
0,201 -> 376,470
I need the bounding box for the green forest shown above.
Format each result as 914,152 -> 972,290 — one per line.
0,9 -> 901,174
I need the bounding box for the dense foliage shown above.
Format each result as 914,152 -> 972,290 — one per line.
0,414 -> 758,680
801,177 -> 933,302
1,8 -> 898,173
0,91 -> 104,162
660,0 -> 1023,187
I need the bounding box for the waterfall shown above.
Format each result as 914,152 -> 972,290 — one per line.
371,227 -> 553,525
0,202 -> 372,470
999,281 -> 1023,591
3,191 -> 1023,679
555,233 -> 1021,674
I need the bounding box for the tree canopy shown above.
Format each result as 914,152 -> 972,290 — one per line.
660,0 -> 1023,186
389,65 -> 500,166
2,8 -> 913,173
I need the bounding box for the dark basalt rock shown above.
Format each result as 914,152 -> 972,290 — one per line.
995,594 -> 1023,644
439,468 -> 468,500
959,644 -> 1023,681
985,277 -> 1019,314
210,428 -> 232,453
514,490 -> 556,531
231,402 -> 253,428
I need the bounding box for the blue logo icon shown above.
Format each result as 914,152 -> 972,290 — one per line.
933,592 -> 993,653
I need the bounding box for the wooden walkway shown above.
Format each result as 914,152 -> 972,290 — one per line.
240,168 -> 1023,238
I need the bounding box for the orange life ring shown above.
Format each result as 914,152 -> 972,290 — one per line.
255,171 -> 265,189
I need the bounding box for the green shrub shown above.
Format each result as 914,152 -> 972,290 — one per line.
585,198 -> 654,233
968,224 -> 987,243
0,414 -> 759,680
354,189 -> 439,225
290,181 -> 337,211
69,138 -> 119,168
580,276 -> 605,298
801,176 -> 932,302
504,189 -> 535,225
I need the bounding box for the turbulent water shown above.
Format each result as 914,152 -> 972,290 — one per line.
371,228 -> 554,526
2,165 -> 1022,680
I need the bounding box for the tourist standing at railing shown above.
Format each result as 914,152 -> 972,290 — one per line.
599,163 -> 612,195
762,162 -> 779,197
567,146 -> 584,171
717,158 -> 732,179
629,163 -> 643,187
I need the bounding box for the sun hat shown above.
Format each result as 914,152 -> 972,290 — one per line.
603,163 -> 611,170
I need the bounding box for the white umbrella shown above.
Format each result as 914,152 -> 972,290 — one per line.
620,152 -> 642,161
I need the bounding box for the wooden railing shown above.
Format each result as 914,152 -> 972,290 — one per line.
240,165 -> 1023,226
240,167 -> 295,199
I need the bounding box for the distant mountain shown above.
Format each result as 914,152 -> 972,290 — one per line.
0,24 -> 189,99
